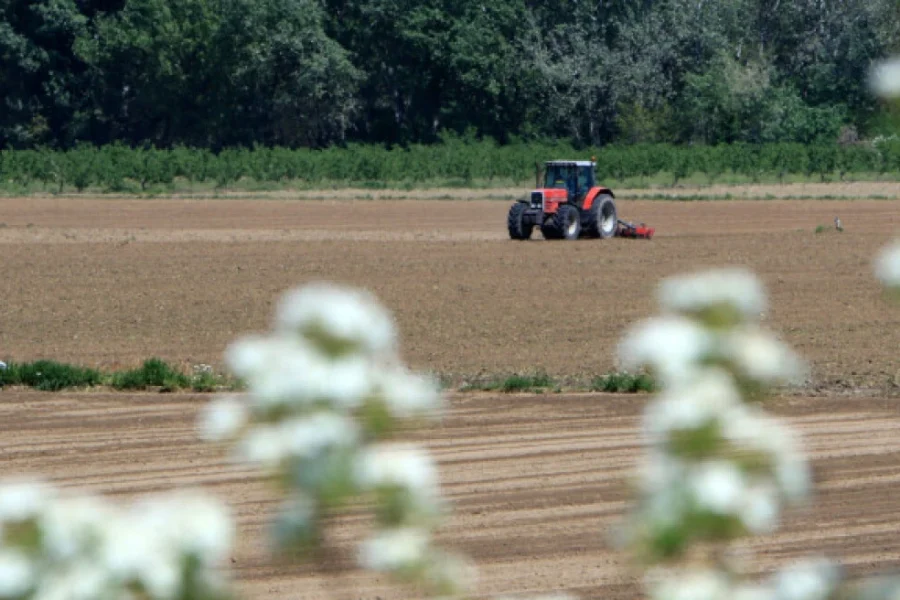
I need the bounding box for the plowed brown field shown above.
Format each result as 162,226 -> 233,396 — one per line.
2,190 -> 900,599
3,391 -> 900,599
2,193 -> 900,388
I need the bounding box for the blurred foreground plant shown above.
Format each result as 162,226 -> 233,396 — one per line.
0,481 -> 232,600
615,268 -> 847,599
198,283 -> 474,597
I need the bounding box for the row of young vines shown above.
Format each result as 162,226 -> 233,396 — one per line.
3,138 -> 900,193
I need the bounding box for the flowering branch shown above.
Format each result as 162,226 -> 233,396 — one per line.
198,283 -> 473,598
615,268 -> 843,599
0,480 -> 232,600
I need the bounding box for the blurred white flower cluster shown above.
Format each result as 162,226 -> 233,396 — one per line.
617,269 -> 839,600
875,242 -> 900,293
0,479 -> 232,600
198,282 -> 472,597
869,57 -> 900,100
645,558 -> 839,600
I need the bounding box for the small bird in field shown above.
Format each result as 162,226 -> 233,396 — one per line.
835,217 -> 843,232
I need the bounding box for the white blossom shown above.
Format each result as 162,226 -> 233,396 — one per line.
870,57 -> 900,99
234,425 -> 289,468
356,444 -> 440,506
32,563 -> 109,600
874,241 -> 900,289
40,495 -> 109,560
658,269 -> 766,321
161,492 -> 233,564
422,551 -> 478,597
739,483 -> 780,534
0,480 -> 232,600
358,527 -> 430,572
720,407 -> 811,502
689,461 -> 746,515
101,512 -> 173,592
134,553 -> 181,600
772,558 -> 839,600
246,343 -> 372,411
493,594 -> 578,600
643,369 -> 742,441
280,412 -> 358,459
637,451 -> 684,495
619,317 -> 714,386
372,368 -> 443,418
643,484 -> 690,529
645,568 -> 732,600
224,334 -> 286,380
275,283 -> 397,354
773,456 -> 812,504
720,329 -> 806,385
0,479 -> 53,523
0,550 -> 34,597
197,395 -> 249,442
731,583 -> 776,600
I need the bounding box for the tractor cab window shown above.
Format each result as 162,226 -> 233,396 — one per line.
578,166 -> 595,191
545,165 -> 578,198
544,165 -> 570,190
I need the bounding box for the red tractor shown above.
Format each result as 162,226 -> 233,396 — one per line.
507,160 -> 621,240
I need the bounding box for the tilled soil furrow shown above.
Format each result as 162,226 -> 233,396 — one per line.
2,390 -> 900,600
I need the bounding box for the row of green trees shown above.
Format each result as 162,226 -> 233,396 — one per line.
2,0 -> 899,150
4,140 -> 900,192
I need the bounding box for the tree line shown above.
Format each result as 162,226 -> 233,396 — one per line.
2,0 -> 899,151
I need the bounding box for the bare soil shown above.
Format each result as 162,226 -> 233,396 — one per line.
1,195 -> 899,389
3,390 -> 900,600
3,190 -> 900,598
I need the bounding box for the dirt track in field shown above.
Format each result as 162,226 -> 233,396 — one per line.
2,192 -> 900,389
3,390 -> 900,599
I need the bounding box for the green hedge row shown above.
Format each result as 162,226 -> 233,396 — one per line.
3,138 -> 900,192
0,358 -> 231,392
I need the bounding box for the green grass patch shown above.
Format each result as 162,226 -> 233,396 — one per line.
498,372 -> 555,393
457,371 -> 557,393
0,360 -> 103,391
108,358 -> 191,392
590,372 -> 656,393
0,358 -> 234,392
0,360 -> 652,395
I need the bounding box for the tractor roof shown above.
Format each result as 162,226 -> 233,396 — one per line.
545,160 -> 595,167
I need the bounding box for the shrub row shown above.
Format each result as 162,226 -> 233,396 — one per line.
0,359 -> 656,394
0,358 -> 232,392
3,139 -> 900,192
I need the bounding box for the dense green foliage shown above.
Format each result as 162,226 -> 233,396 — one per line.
0,360 -> 103,391
0,358 -> 233,391
3,139 -> 900,192
2,0 -> 899,150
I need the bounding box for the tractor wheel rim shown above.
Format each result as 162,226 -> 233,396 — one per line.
602,213 -> 615,232
567,219 -> 578,236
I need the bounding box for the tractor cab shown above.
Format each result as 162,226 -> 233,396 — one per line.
542,160 -> 596,204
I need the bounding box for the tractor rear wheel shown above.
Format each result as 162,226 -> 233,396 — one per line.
585,194 -> 617,238
507,202 -> 533,240
542,203 -> 581,240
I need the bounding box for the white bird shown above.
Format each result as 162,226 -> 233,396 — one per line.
834,217 -> 843,232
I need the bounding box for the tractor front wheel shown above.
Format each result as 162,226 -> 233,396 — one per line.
507,202 -> 533,240
542,204 -> 581,240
